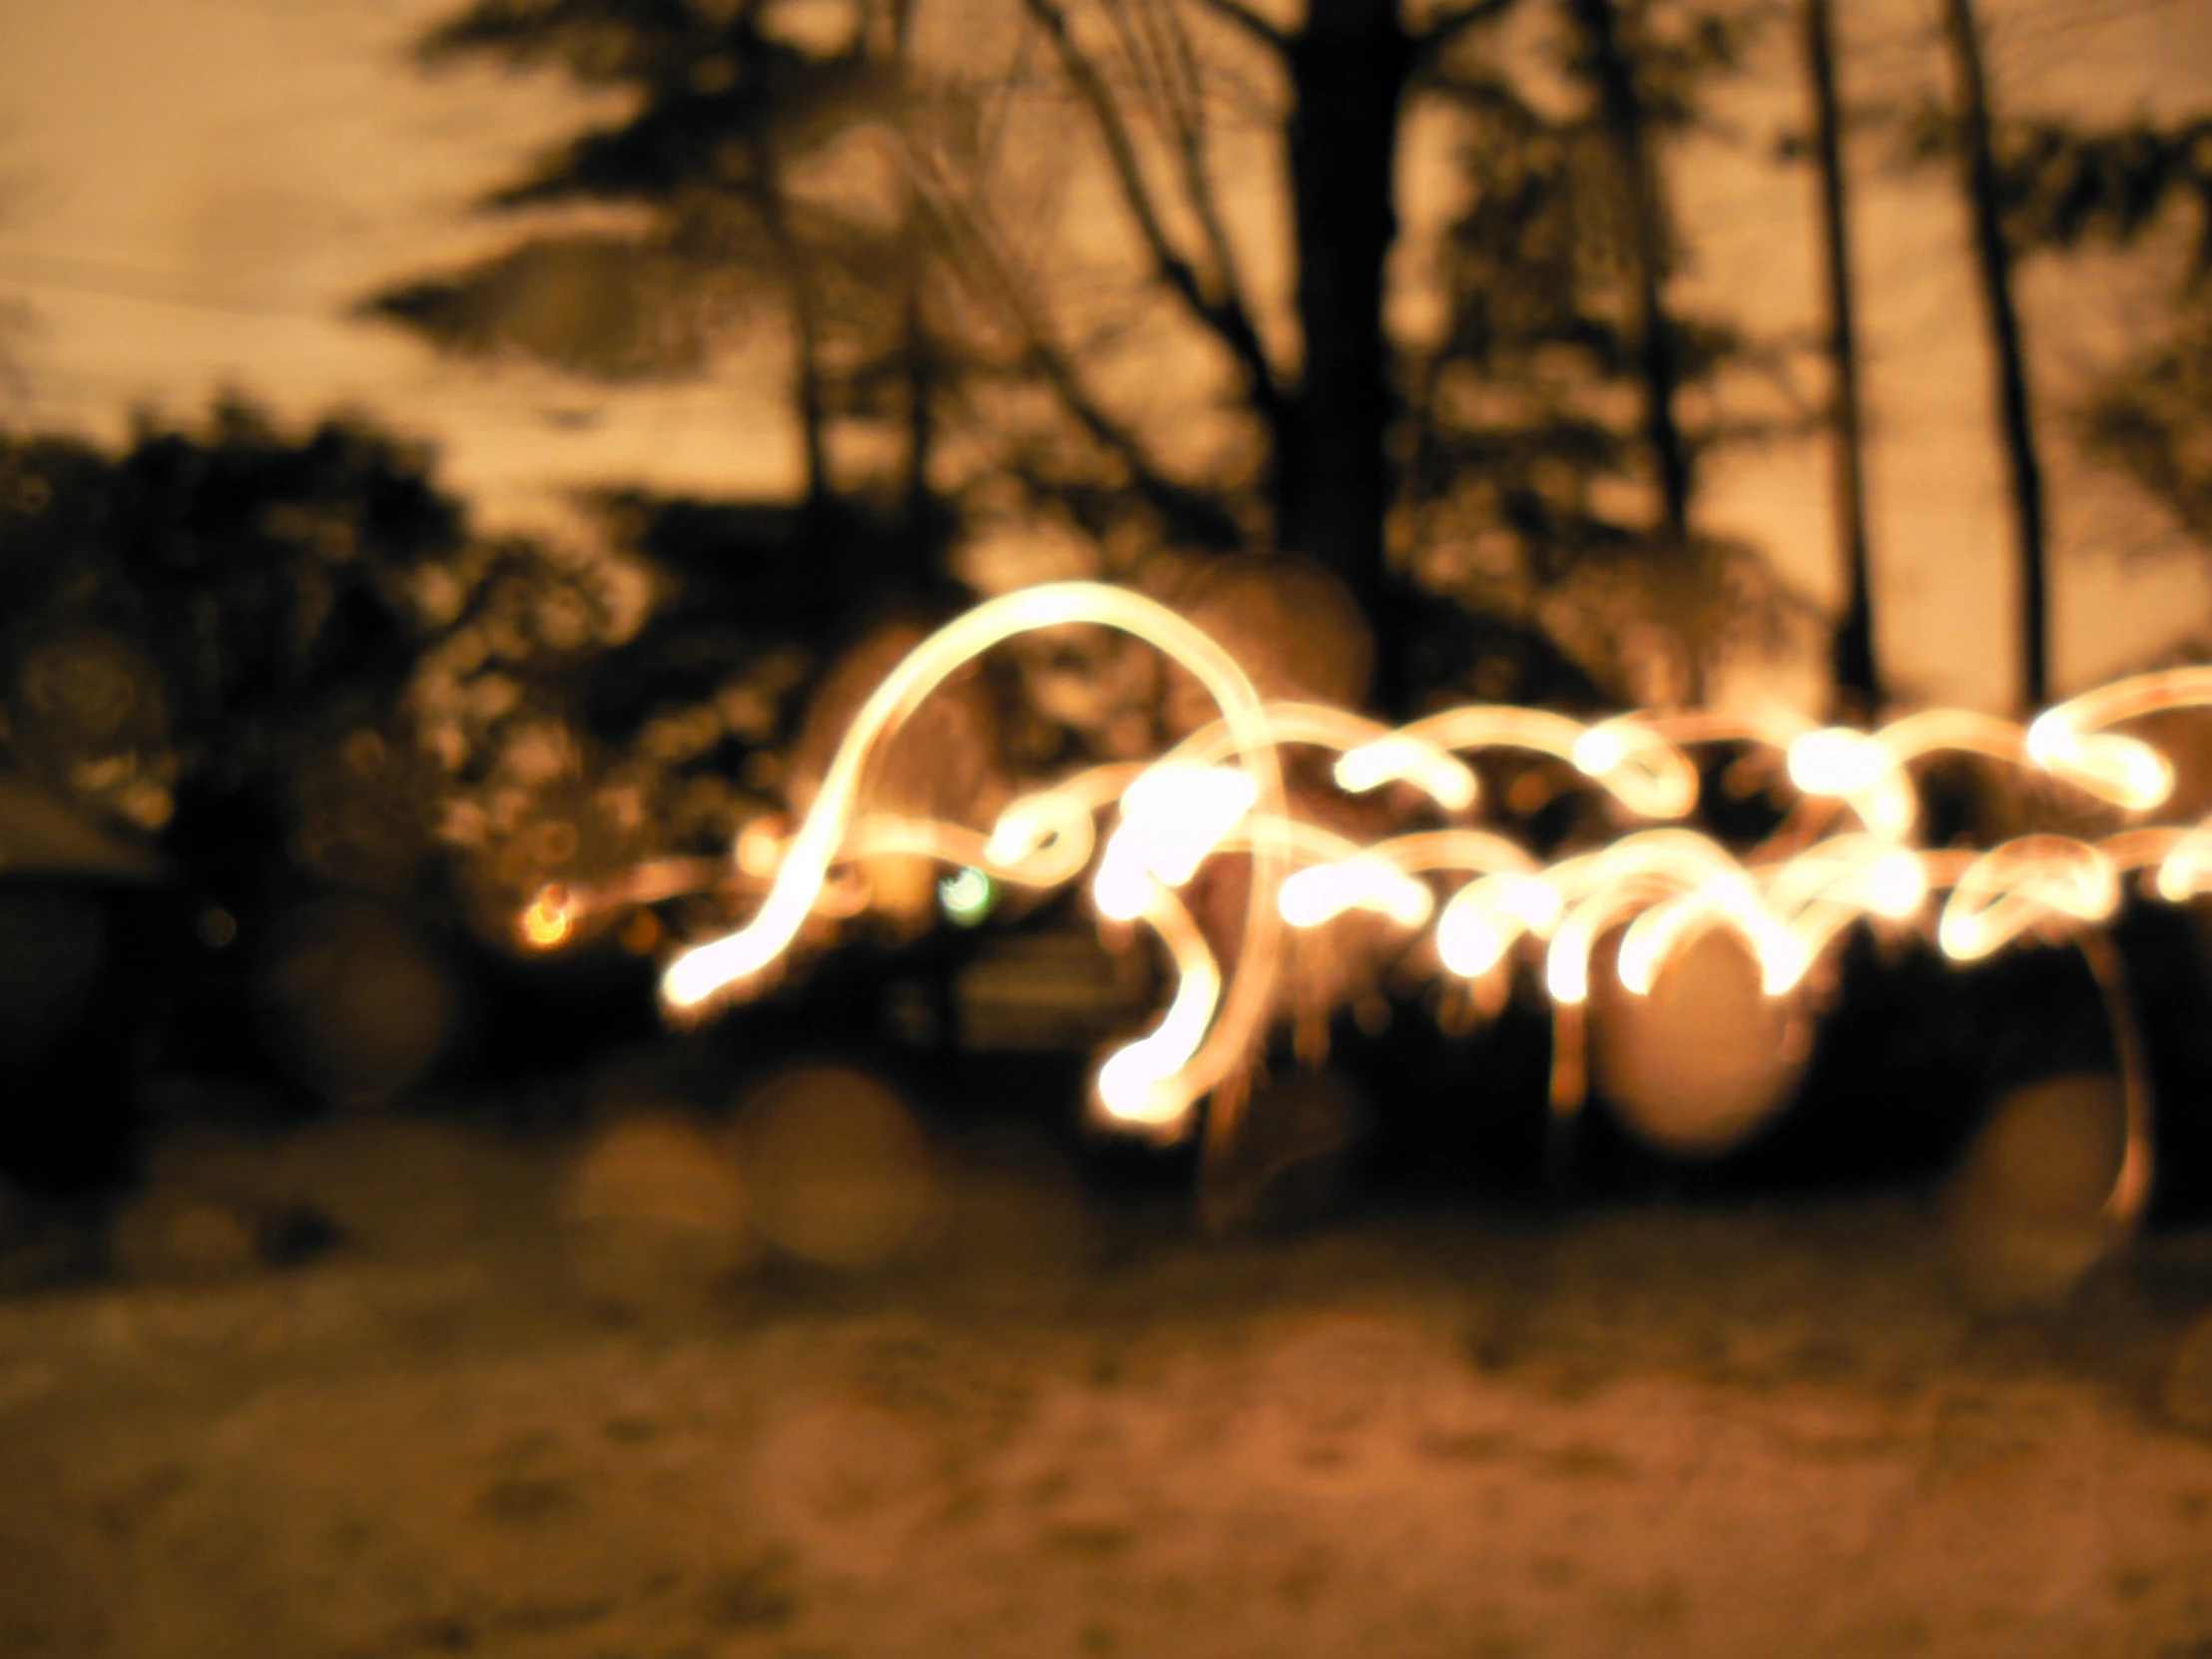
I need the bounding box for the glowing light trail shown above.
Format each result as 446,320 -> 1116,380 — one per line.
514,585 -> 2212,1215
656,583 -> 1288,1137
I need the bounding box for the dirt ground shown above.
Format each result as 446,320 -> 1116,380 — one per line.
7,1110 -> 2212,1659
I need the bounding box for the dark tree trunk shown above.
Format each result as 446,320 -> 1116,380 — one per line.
1282,0 -> 1414,701
756,167 -> 830,510
899,282 -> 932,525
892,0 -> 932,530
1805,0 -> 1880,716
787,274 -> 830,509
1941,0 -> 2048,712
1570,0 -> 1700,702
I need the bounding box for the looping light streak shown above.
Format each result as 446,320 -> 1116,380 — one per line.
2027,717 -> 2174,813
656,583 -> 1288,1140
1167,701 -> 1478,811
1436,872 -> 1565,979
1279,856 -> 1436,930
1936,835 -> 2122,963
2150,821 -> 2212,902
1091,883 -> 1220,1139
513,587 -> 2212,1204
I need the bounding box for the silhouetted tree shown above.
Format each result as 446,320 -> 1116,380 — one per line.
1801,0 -> 1877,715
2084,299 -> 2212,550
1903,59 -> 2212,659
1399,0 -> 1803,704
1940,0 -> 2049,713
0,401 -> 473,910
999,0 -> 1809,704
1992,114 -> 2212,558
366,0 -> 919,519
375,0 -> 1799,713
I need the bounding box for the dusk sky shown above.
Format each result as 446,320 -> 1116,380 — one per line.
3,0 -> 2210,710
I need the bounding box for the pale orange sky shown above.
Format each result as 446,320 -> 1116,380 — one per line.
2,0 -> 2209,711
0,0 -> 814,508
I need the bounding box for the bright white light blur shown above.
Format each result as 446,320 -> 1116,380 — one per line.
2026,713 -> 2173,812
1438,909 -> 1509,979
2155,821 -> 2212,901
1333,735 -> 1477,810
1090,833 -> 1155,923
1115,763 -> 1258,886
1789,727 -> 1890,797
1870,849 -> 1927,918
1572,727 -> 1625,777
1545,931 -> 1596,1006
1938,837 -> 2121,962
1435,873 -> 1562,977
1278,858 -> 1435,929
1571,720 -> 1699,819
1091,888 -> 1219,1137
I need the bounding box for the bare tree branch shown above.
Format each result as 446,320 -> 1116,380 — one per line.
1143,0 -> 1273,417
1102,0 -> 1278,435
1185,0 -> 1289,55
1020,0 -> 1287,430
1119,0 -> 1195,143
907,152 -> 1247,546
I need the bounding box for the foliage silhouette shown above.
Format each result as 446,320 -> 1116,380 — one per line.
1984,114 -> 2212,554
370,0 -> 1807,714
0,399 -> 465,913
1901,68 -> 2212,674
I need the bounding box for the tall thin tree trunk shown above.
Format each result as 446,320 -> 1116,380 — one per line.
1941,0 -> 2048,712
758,166 -> 830,510
1805,0 -> 1880,716
1282,0 -> 1412,701
1571,0 -> 1700,703
898,278 -> 932,525
892,0 -> 932,529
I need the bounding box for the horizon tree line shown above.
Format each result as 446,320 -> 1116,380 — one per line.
1,0 -> 2209,952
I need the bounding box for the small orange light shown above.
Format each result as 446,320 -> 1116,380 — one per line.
519,886 -> 573,949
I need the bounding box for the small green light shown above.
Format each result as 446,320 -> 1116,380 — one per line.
938,865 -> 995,925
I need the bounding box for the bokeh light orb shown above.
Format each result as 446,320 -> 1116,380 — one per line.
255,898 -> 457,1104
1590,924 -> 1806,1157
564,1108 -> 754,1315
1943,1071 -> 2127,1312
733,1063 -> 933,1270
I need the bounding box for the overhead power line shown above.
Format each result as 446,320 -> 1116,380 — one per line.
0,246 -> 336,322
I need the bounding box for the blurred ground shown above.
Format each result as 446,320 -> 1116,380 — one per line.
6,1108 -> 2212,1659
